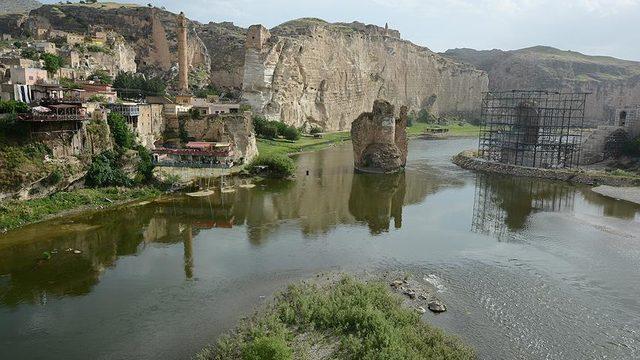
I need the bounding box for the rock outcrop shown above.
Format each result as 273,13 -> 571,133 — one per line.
351,100 -> 408,173
243,19 -> 488,131
443,46 -> 640,127
0,0 -> 40,15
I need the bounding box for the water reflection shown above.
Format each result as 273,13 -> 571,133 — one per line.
0,147 -> 461,307
471,173 -> 640,240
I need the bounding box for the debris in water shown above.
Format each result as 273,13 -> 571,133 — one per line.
428,300 -> 447,313
73,250 -> 82,254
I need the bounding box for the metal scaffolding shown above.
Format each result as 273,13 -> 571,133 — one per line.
471,174 -> 576,240
479,90 -> 588,169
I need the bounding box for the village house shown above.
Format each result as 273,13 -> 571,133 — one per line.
10,67 -> 48,86
34,41 -> 57,55
191,98 -> 240,116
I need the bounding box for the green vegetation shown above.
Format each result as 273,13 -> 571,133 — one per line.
257,131 -> 351,157
193,85 -> 221,99
88,94 -> 108,103
20,48 -> 39,61
198,276 -> 473,360
253,115 -> 301,141
91,70 -> 113,85
0,187 -> 160,232
85,151 -> 132,188
107,112 -> 135,149
247,154 -> 296,178
40,53 -> 64,75
0,100 -> 30,114
86,44 -> 108,53
60,77 -> 82,90
113,72 -> 166,99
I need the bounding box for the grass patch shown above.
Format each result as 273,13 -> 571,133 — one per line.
257,132 -> 351,157
198,276 -> 474,360
0,187 -> 160,232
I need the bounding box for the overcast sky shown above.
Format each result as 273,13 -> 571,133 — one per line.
42,0 -> 640,61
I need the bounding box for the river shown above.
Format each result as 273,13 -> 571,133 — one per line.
1,138 -> 639,359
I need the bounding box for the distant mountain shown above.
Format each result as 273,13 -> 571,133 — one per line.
0,0 -> 41,15
442,46 -> 640,125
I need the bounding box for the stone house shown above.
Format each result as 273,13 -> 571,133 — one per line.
34,41 -> 57,55
615,106 -> 640,138
10,67 -> 49,85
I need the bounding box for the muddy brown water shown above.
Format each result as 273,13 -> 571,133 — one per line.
1,138 -> 639,359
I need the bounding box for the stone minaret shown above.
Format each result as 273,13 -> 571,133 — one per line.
177,12 -> 189,94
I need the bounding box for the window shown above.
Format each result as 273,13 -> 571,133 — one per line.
620,111 -> 627,126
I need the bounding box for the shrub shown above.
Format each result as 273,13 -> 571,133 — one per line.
20,48 -> 39,61
262,123 -> 279,139
107,112 -> 135,149
0,114 -> 28,139
91,70 -> 112,85
40,53 -> 64,75
45,169 -> 63,185
416,109 -> 435,123
0,100 -> 30,114
248,154 -> 295,178
60,77 -> 82,90
242,336 -> 292,360
113,72 -> 166,99
309,126 -> 322,134
252,115 -> 268,136
136,145 -> 154,183
85,151 -> 132,187
280,125 -> 300,141
88,94 -> 108,103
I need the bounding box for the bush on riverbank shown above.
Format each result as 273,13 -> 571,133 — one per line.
253,115 -> 300,141
197,276 -> 474,360
0,187 -> 160,232
247,154 -> 296,178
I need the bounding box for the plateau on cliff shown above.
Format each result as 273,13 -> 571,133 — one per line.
351,100 -> 408,174
242,18 -> 488,131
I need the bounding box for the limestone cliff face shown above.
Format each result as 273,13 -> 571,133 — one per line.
443,46 -> 640,126
243,19 -> 488,131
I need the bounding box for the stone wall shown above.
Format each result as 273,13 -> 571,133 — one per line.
136,104 -> 165,148
243,21 -> 488,131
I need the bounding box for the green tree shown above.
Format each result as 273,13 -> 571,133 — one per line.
85,151 -> 132,188
248,154 -> 296,178
107,112 -> 134,149
20,48 -> 39,61
0,100 -> 30,114
281,125 -> 300,141
91,70 -> 112,84
40,53 -> 64,75
113,72 -> 166,99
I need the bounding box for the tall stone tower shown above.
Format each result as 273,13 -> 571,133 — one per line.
177,12 -> 189,94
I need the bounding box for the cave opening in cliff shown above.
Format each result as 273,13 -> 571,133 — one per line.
478,90 -> 588,169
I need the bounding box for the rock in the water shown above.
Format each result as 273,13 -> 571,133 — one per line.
416,306 -> 427,314
428,300 -> 447,313
351,100 -> 408,173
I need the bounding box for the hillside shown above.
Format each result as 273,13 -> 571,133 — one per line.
0,0 -> 40,15
443,46 -> 640,125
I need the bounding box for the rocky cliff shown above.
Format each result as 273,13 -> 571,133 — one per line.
443,46 -> 640,126
0,0 -> 40,15
243,19 -> 488,131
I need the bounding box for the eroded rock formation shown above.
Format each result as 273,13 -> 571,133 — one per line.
243,19 -> 488,131
351,100 -> 408,173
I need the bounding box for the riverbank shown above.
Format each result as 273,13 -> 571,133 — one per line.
196,274 -> 473,360
591,185 -> 640,205
257,124 -> 480,157
453,150 -> 640,187
0,186 -> 161,233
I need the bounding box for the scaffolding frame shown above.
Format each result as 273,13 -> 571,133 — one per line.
478,90 -> 588,169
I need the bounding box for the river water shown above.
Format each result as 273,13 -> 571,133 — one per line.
1,138 -> 640,360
